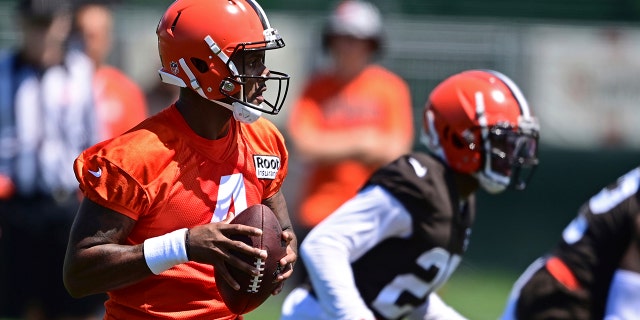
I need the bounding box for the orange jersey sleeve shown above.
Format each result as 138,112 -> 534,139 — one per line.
73,105 -> 288,319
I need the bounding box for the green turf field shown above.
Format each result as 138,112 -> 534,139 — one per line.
245,266 -> 519,320
0,267 -> 516,320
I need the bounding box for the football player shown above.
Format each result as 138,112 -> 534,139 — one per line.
280,70 -> 540,320
62,0 -> 297,318
500,166 -> 640,319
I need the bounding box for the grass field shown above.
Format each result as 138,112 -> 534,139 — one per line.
0,267 -> 516,320
245,266 -> 519,320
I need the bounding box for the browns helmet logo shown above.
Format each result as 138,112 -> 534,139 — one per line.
170,61 -> 179,75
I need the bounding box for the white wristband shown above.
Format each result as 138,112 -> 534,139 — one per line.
143,228 -> 189,275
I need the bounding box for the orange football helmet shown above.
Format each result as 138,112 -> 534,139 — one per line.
421,70 -> 540,193
156,0 -> 289,122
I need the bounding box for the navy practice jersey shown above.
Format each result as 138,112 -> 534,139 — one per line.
551,166 -> 640,318
351,152 -> 476,320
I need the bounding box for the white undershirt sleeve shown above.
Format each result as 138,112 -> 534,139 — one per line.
301,185 -> 413,320
604,269 -> 640,320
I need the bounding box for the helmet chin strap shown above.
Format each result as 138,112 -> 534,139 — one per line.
475,171 -> 509,194
230,80 -> 262,124
209,99 -> 262,124
231,102 -> 262,124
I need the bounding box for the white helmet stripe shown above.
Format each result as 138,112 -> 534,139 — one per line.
487,70 -> 532,118
475,91 -> 488,128
475,91 -> 491,168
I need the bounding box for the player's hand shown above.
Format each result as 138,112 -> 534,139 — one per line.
271,229 -> 297,295
187,217 -> 267,290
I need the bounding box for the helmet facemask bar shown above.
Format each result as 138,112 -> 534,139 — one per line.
220,36 -> 290,115
486,121 -> 539,191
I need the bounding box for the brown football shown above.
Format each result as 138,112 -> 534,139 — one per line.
215,204 -> 287,315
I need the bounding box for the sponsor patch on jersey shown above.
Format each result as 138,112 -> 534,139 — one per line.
253,155 -> 280,180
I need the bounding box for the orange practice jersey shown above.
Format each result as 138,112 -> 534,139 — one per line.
93,66 -> 148,140
288,65 -> 413,228
74,105 -> 288,319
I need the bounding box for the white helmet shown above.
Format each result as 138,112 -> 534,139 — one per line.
322,0 -> 383,52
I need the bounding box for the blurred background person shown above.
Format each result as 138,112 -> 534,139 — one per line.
144,77 -> 180,116
72,0 -> 148,141
286,0 -> 414,284
0,0 -> 105,319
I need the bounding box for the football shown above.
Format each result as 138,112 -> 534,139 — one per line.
216,204 -> 287,315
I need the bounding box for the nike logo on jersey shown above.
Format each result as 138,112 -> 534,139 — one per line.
88,168 -> 102,178
408,157 -> 427,177
253,155 -> 280,180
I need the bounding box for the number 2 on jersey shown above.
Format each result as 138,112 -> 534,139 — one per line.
371,248 -> 461,319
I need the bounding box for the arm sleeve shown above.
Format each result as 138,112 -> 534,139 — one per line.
604,269 -> 640,320
301,185 -> 413,320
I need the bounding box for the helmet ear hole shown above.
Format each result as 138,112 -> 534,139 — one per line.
443,126 -> 465,149
451,133 -> 466,149
191,57 -> 209,73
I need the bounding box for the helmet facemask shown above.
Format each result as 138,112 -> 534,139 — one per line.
220,31 -> 290,119
475,117 -> 540,194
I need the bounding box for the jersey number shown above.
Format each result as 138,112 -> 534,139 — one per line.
371,248 -> 461,319
210,173 -> 248,222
